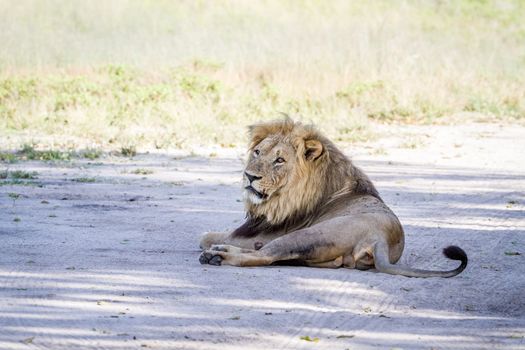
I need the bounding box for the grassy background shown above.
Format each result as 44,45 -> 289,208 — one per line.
1,0 -> 524,151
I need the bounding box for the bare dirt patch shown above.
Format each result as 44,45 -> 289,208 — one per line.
1,123 -> 524,349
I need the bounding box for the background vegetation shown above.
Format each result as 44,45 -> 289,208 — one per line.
0,0 -> 524,151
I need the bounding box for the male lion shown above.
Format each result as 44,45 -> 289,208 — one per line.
199,118 -> 467,277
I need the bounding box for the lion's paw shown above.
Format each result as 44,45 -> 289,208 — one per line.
210,244 -> 229,252
199,251 -> 223,266
210,244 -> 247,254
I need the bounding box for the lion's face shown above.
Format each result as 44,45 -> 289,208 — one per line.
243,136 -> 297,205
241,119 -> 326,223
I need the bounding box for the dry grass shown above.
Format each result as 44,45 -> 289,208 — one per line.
0,0 -> 524,151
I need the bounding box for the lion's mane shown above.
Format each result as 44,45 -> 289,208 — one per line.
233,119 -> 381,238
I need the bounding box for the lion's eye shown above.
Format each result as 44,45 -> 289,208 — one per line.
275,157 -> 285,164
253,149 -> 260,157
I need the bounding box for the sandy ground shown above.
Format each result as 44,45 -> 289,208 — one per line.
1,123 -> 524,350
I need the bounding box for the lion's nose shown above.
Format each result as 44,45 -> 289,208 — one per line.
245,172 -> 262,184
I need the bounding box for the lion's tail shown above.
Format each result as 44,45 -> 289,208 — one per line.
373,241 -> 467,278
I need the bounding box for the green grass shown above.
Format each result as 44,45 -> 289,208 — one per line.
2,145 -> 102,162
17,144 -> 71,161
71,177 -> 96,183
0,152 -> 17,163
8,192 -> 20,200
83,149 -> 101,160
0,170 -> 41,186
131,168 -> 154,175
0,0 -> 523,151
10,170 -> 38,179
120,146 -> 137,157
0,179 -> 42,187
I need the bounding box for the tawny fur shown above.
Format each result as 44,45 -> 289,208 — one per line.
239,118 -> 379,235
199,118 -> 467,278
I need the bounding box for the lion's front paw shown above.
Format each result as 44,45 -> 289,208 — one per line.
210,244 -> 246,253
210,244 -> 229,252
199,251 -> 223,266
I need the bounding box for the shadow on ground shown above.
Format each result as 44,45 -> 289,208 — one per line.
0,154 -> 524,349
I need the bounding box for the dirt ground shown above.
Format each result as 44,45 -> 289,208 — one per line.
1,123 -> 524,350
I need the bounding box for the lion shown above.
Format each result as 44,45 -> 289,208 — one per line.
199,118 -> 467,277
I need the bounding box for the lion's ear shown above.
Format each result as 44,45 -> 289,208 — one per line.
304,139 -> 323,161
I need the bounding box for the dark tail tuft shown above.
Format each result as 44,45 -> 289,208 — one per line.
443,245 -> 467,261
443,245 -> 468,275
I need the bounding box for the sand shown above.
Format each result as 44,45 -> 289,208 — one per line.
1,123 -> 524,349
